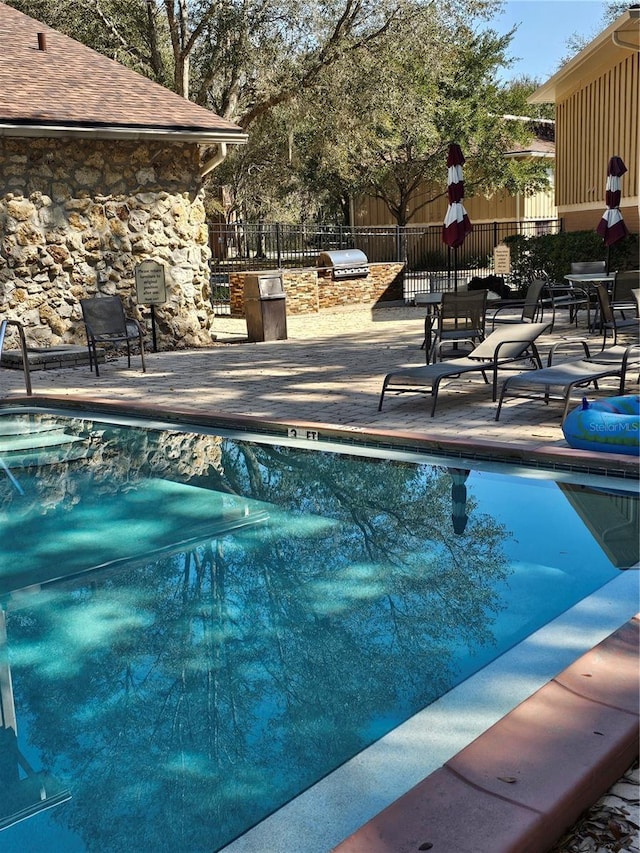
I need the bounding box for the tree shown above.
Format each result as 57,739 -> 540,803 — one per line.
498,75 -> 555,121
275,8 -> 552,225
9,0 -> 543,224
561,1 -> 631,66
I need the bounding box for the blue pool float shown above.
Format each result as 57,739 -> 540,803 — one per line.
562,395 -> 640,455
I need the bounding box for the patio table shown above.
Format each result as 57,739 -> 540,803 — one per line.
562,272 -> 616,330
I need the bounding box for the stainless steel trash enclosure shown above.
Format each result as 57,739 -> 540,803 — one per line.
244,273 -> 287,342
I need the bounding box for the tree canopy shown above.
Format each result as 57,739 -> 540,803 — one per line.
8,0 -> 554,223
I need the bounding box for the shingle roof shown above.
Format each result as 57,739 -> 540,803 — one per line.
0,1 -> 247,144
504,138 -> 555,158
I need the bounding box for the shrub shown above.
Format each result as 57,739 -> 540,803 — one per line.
505,230 -> 638,287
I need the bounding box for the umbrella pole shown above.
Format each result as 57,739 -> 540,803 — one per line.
454,248 -> 458,293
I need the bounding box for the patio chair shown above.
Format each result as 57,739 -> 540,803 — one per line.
423,289 -> 487,363
563,262 -> 615,332
495,340 -> 640,422
378,322 -> 549,417
594,284 -> 639,348
486,279 -> 555,331
80,296 -> 146,377
611,270 -> 640,316
541,271 -> 589,328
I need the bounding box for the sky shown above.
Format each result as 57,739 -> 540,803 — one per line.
492,0 -> 610,82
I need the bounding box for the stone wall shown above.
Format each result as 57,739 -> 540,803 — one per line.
318,263 -> 404,308
0,137 -> 215,350
229,263 -> 404,318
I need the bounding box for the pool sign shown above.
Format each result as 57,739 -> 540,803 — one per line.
135,260 -> 167,305
493,244 -> 511,274
135,260 -> 166,353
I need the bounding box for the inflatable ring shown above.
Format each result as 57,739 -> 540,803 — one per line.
562,395 -> 640,455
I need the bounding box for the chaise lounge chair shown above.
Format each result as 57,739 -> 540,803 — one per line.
495,341 -> 640,422
378,322 -> 549,417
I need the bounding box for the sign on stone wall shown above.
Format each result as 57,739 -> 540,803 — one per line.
135,260 -> 167,305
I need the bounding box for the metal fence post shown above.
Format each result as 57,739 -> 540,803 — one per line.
276,222 -> 282,267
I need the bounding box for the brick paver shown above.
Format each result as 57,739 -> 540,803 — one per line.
1,304 -> 637,452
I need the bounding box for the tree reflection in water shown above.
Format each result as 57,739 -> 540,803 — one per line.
4,424 -> 511,852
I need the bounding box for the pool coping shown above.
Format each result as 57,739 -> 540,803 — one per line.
333,613 -> 640,853
1,394 -> 638,480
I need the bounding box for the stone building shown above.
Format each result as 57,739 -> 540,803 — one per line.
0,1 -> 246,350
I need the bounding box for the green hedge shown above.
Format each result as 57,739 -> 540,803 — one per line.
504,230 -> 639,290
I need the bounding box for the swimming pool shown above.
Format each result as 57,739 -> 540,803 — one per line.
0,403 -> 638,853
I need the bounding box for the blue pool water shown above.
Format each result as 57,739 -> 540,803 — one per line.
0,411 -> 637,852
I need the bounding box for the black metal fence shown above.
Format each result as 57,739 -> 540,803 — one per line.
209,219 -> 562,311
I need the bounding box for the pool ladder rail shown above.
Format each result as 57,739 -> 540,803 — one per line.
0,319 -> 32,395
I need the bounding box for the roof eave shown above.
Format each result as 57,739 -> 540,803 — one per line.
503,151 -> 555,159
528,7 -> 640,104
0,122 -> 248,145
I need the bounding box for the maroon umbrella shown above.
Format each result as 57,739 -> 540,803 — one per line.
596,156 -> 629,247
442,143 -> 473,249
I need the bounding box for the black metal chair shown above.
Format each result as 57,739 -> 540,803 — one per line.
423,289 -> 487,363
611,270 -> 640,317
570,261 -> 607,276
0,319 -> 32,394
568,261 -> 611,330
594,283 -> 639,348
538,269 -> 589,329
80,296 -> 145,377
487,279 -> 554,331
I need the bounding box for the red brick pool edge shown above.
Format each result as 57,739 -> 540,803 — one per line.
333,614 -> 640,853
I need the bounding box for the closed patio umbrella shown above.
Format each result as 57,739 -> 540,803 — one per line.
442,143 -> 472,291
596,156 -> 629,248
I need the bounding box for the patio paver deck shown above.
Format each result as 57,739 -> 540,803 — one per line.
1,304 -> 638,457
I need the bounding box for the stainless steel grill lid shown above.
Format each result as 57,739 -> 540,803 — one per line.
317,249 -> 369,279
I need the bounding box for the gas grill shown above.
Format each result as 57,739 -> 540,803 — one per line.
318,249 -> 370,280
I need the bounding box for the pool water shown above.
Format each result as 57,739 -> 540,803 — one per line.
0,412 -> 637,852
